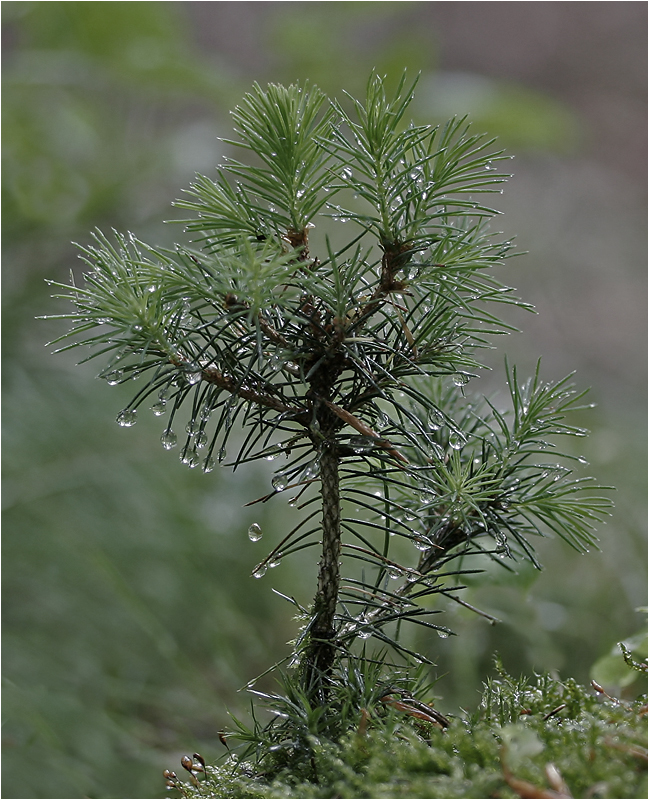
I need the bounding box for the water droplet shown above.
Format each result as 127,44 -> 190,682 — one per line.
577,455 -> 588,465
194,431 -> 208,448
288,496 -> 299,508
269,555 -> 282,568
358,629 -> 372,640
105,370 -> 123,385
202,457 -> 216,473
151,402 -> 167,416
252,565 -> 267,579
132,324 -> 143,333
405,569 -> 419,583
116,409 -> 137,427
419,488 -> 436,503
161,430 -> 178,450
248,523 -> 263,542
181,448 -> 200,468
494,530 -> 511,557
427,409 -> 443,431
186,369 -> 202,385
264,446 -> 283,461
158,386 -> 171,402
272,475 -> 288,491
349,436 -> 370,454
453,373 -> 470,387
341,167 -> 353,181
388,567 -> 402,580
300,459 -> 319,481
413,537 -> 430,551
449,433 -> 465,450
218,446 -> 227,463
437,629 -> 450,639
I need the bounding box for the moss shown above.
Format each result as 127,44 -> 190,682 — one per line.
167,668 -> 647,799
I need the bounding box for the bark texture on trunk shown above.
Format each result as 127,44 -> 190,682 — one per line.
303,441 -> 341,695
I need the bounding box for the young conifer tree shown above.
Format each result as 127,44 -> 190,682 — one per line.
47,74 -> 611,708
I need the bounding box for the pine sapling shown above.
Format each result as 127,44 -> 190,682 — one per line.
46,74 -> 612,721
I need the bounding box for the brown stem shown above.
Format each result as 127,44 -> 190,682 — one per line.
169,352 -> 308,422
303,441 -> 341,695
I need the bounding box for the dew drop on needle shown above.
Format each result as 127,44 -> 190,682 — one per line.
116,409 -> 137,427
248,523 -> 263,542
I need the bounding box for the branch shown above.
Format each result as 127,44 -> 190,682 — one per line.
170,353 -> 308,421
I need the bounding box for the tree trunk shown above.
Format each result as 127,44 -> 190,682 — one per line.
303,440 -> 341,697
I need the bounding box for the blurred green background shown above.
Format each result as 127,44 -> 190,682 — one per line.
2,2 -> 646,797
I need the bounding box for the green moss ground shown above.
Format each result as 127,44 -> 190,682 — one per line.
166,668 -> 647,799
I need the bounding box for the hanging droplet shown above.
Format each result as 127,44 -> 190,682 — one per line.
437,629 -> 450,639
264,446 -> 283,461
427,408 -> 443,431
252,565 -> 267,579
105,370 -> 124,385
202,457 -> 216,473
405,569 -> 419,583
161,430 -> 178,450
272,475 -> 288,491
419,488 -> 436,503
387,567 -> 402,580
116,409 -> 137,427
194,431 -> 208,448
413,537 -> 430,551
218,446 -> 227,463
358,629 -> 372,640
181,448 -> 197,466
301,459 -> 320,481
269,354 -> 285,371
248,523 -> 263,542
494,531 -> 510,558
349,436 -> 370,454
151,402 -> 166,416
181,361 -> 202,385
449,432 -> 465,450
269,555 -> 282,569
341,167 -> 353,181
452,373 -> 470,387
